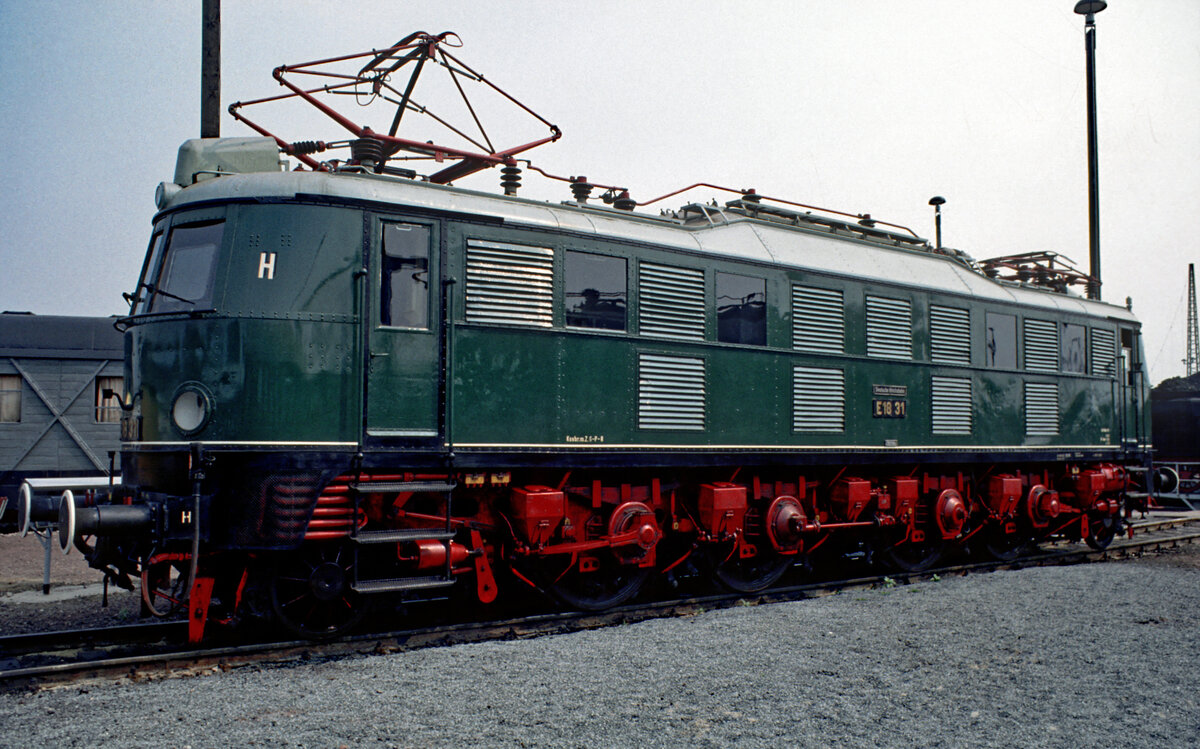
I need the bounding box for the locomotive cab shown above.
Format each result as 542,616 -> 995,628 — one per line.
55,136 -> 484,638
57,143 -> 394,618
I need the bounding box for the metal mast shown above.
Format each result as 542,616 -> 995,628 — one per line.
1186,263 -> 1198,376
1075,1 -> 1107,300
201,0 -> 220,138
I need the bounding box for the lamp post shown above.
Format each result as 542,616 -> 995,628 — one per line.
928,196 -> 945,250
1075,0 -> 1106,300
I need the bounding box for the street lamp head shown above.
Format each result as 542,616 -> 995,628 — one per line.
928,197 -> 945,249
1074,1 -> 1107,15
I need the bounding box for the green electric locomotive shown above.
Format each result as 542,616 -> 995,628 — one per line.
28,36 -> 1151,639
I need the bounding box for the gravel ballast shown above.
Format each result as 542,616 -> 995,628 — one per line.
3,545 -> 1199,748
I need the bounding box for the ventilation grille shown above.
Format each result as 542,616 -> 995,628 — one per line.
792,286 -> 844,354
638,354 -> 705,431
1024,382 -> 1059,436
638,262 -> 705,340
464,240 -> 554,327
930,305 -> 971,365
931,376 -> 972,435
1091,328 -> 1117,377
793,366 -> 845,433
866,296 -> 912,360
1023,319 -> 1059,372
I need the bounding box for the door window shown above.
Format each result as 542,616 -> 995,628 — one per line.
381,223 -> 431,328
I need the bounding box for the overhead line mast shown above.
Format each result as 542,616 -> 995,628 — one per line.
1186,263 -> 1198,376
201,0 -> 220,138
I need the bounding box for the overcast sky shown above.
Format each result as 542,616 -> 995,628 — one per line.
1,1 -> 1196,384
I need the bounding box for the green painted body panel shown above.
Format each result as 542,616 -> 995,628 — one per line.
449,332 -> 1122,450
367,327 -> 438,435
126,193 -> 1148,460
452,328 -> 561,444
442,219 -> 1140,454
129,202 -> 363,443
131,318 -> 361,442
970,370 -> 1025,445
216,204 -> 362,321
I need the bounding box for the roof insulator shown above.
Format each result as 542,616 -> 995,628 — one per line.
570,176 -> 592,203
501,165 -> 522,196
350,137 -> 386,172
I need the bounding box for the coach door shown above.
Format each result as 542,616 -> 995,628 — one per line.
365,218 -> 440,441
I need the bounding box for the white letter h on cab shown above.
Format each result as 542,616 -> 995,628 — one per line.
258,252 -> 277,280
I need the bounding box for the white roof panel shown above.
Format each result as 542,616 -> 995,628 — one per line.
167,169 -> 1139,326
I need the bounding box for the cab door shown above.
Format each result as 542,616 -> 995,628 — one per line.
1117,326 -> 1147,449
365,218 -> 440,440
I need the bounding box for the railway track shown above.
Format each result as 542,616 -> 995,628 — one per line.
3,514 -> 1196,693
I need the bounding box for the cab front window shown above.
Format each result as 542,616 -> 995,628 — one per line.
149,221 -> 224,313
132,229 -> 166,314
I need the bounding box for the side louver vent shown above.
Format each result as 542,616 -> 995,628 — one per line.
792,285 -> 844,354
1023,319 -> 1059,373
638,353 -> 705,431
793,365 -> 845,432
465,240 -> 554,327
1024,382 -> 1059,436
638,262 -> 705,340
866,296 -> 912,360
1090,328 -> 1117,377
930,305 -> 971,365
931,375 -> 972,435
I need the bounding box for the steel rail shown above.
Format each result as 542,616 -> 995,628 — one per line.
0,621 -> 183,660
3,522 -> 1196,692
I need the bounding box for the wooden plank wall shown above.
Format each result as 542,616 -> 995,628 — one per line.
0,357 -> 123,474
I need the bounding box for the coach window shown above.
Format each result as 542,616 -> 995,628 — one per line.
717,272 -> 766,345
95,376 -> 123,423
565,251 -> 626,331
381,223 -> 430,328
985,312 -> 1016,369
0,374 -> 20,423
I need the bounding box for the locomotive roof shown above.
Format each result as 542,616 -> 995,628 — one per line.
163,169 -> 1140,326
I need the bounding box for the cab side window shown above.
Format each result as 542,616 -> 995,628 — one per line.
381,223 -> 430,328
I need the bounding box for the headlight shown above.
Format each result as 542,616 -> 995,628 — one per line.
171,383 -> 213,436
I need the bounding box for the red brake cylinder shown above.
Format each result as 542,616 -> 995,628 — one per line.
510,486 -> 565,546
987,475 -> 1022,517
886,478 -> 919,521
698,483 -> 747,537
406,540 -> 471,570
831,478 -> 871,522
